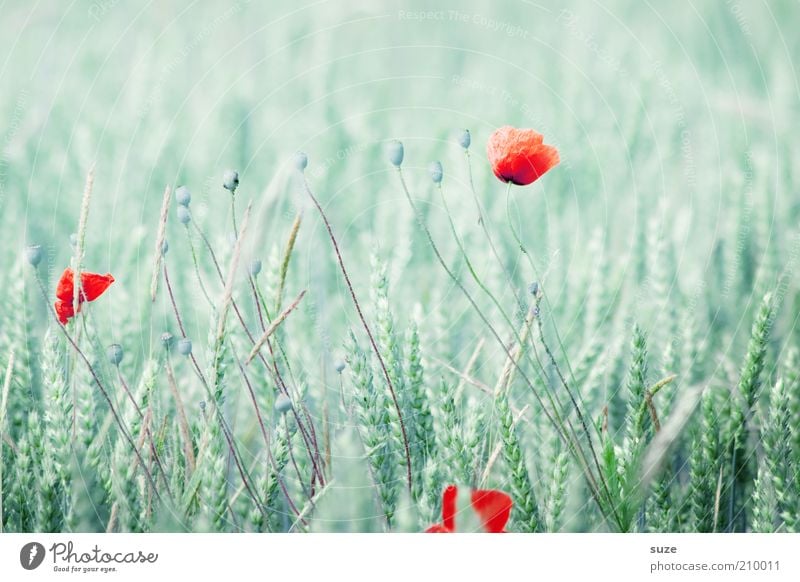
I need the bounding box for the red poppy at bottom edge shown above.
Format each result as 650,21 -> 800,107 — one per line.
425,484 -> 513,533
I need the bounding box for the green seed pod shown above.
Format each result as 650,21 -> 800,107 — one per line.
386,140 -> 404,167
274,393 -> 293,414
177,338 -> 193,356
175,185 -> 191,206
25,245 -> 43,267
457,129 -> 471,149
223,169 -> 239,192
295,151 -> 308,172
429,161 -> 443,183
177,205 -> 191,225
107,343 -> 124,366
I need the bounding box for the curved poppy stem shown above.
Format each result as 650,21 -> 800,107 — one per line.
436,181 -> 559,396
464,149 -> 524,311
115,367 -> 174,496
230,193 -> 239,239
183,222 -> 215,310
30,270 -> 164,505
504,183 -> 583,402
504,183 -> 618,523
301,174 -> 413,491
394,168 -> 618,527
191,220 -> 325,486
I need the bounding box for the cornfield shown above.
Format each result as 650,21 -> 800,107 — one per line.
0,0 -> 798,533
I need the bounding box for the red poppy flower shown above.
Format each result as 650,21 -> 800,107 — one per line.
53,267 -> 115,324
425,484 -> 513,533
487,126 -> 559,186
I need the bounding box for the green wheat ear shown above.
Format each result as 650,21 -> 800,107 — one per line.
727,292 -> 773,531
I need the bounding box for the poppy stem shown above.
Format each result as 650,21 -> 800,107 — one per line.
115,367 -> 174,497
183,222 -> 215,310
230,193 -> 239,239
464,150 -> 523,310
163,262 -> 188,338
504,183 -> 621,527
504,183 -> 585,411
161,256 -> 271,516
30,270 -> 164,504
396,168 -> 618,526
182,349 -> 269,524
301,174 -> 414,491
232,357 -> 306,528
191,220 -> 326,486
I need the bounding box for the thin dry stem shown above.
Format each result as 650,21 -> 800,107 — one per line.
245,289 -> 307,365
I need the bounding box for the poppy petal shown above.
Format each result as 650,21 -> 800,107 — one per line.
55,268 -> 75,303
80,272 -> 115,302
442,484 -> 458,531
54,299 -> 74,325
487,126 -> 559,186
470,489 -> 513,533
424,523 -> 452,533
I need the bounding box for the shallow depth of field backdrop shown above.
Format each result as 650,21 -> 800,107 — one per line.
0,0 -> 798,533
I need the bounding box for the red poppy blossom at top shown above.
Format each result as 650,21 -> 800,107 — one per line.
487,125 -> 560,186
425,484 -> 513,533
54,267 -> 115,324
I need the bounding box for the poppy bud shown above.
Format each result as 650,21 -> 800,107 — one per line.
175,185 -> 192,206
335,361 -> 346,374
107,343 -> 124,366
274,393 -> 293,414
177,205 -> 191,225
223,169 -> 239,192
25,245 -> 43,267
177,338 -> 193,356
295,151 -> 308,172
386,140 -> 404,167
161,332 -> 174,348
199,400 -> 206,412
249,259 -> 262,276
429,161 -> 443,183
458,129 -> 471,149
161,239 -> 169,255
528,281 -> 539,296
69,233 -> 78,248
